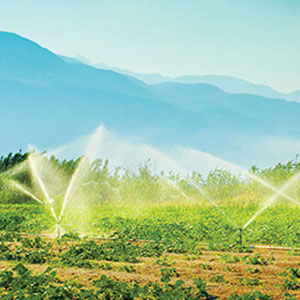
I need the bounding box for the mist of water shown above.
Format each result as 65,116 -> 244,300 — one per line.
28,152 -> 57,221
7,124 -> 299,237
160,177 -> 191,202
9,180 -> 43,204
58,156 -> 85,223
58,126 -> 105,223
144,145 -> 239,228
28,153 -> 52,204
184,148 -> 299,207
243,172 -> 300,229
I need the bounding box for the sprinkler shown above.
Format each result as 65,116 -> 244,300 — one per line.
238,228 -> 243,245
56,221 -> 61,239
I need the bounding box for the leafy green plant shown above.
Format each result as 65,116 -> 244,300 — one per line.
242,253 -> 274,266
199,263 -> 213,270
119,264 -> 136,273
221,254 -> 240,263
246,267 -> 260,274
210,275 -> 227,283
160,267 -> 179,283
229,291 -> 272,299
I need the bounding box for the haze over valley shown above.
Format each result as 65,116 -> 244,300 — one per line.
1,31 -> 300,169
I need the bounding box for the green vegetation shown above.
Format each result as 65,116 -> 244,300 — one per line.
0,151 -> 300,247
0,152 -> 300,298
0,262 -> 212,299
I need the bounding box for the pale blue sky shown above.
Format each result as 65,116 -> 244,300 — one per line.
0,0 -> 299,92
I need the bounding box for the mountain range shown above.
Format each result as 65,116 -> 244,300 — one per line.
66,56 -> 300,103
1,31 -> 300,168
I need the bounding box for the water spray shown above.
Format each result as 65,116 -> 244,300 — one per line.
198,150 -> 300,208
143,145 -> 239,229
161,177 -> 191,202
28,153 -> 58,221
9,181 -> 43,204
243,172 -> 300,230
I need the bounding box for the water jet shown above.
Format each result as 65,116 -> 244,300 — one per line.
9,180 -> 43,204
196,149 -> 298,205
143,145 -> 239,229
243,172 -> 300,230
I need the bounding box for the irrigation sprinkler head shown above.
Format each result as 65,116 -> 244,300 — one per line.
48,198 -> 54,205
56,221 -> 61,239
238,228 -> 243,246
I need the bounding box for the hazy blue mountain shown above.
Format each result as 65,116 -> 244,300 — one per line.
58,55 -> 83,65
288,90 -> 300,102
1,31 -> 300,167
0,32 -> 208,152
94,63 -> 170,85
173,75 -> 292,100
64,56 -> 171,84
151,82 -> 300,138
74,55 -> 93,65
87,59 -> 300,102
0,32 -> 148,98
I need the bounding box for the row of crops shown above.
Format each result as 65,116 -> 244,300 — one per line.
1,152 -> 300,298
1,232 -> 300,299
0,151 -> 300,207
0,151 -> 300,246
1,203 -> 300,247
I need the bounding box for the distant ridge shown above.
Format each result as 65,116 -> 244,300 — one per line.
1,31 -> 300,167
0,32 -> 148,97
69,56 -> 300,103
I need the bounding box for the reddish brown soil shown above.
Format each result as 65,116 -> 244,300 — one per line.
1,242 -> 300,299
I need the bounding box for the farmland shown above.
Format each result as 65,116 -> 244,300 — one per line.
0,152 -> 300,299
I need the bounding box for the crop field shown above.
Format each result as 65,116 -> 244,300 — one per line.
1,235 -> 300,300
0,205 -> 300,299
1,152 -> 300,299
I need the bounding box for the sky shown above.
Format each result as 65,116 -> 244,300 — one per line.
0,0 -> 299,92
